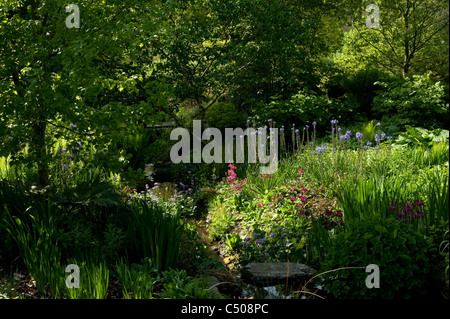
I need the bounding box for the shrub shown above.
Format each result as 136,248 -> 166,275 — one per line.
389,126 -> 449,148
158,269 -> 223,299
256,91 -> 329,128
255,91 -> 364,132
115,259 -> 157,299
373,74 -> 449,129
320,217 -> 440,299
339,68 -> 389,119
205,102 -> 247,131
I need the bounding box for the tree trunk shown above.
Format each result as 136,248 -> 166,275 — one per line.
402,0 -> 411,78
33,117 -> 48,188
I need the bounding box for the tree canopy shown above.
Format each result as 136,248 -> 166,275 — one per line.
1,0 -> 448,186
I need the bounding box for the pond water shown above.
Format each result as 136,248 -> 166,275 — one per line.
241,283 -> 296,299
240,283 -> 325,299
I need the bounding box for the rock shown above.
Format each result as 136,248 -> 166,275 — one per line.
223,256 -> 235,265
198,269 -> 242,296
240,262 -> 316,287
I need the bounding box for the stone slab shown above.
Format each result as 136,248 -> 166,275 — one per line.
240,262 -> 316,287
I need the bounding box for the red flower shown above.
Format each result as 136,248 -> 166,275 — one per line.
300,196 -> 308,203
298,169 -> 304,176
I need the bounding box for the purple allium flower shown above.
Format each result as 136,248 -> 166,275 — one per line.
268,119 -> 272,122
375,134 -> 380,143
376,122 -> 381,127
312,121 -> 317,126
316,144 -> 329,154
356,132 -> 363,140
381,132 -> 386,139
337,127 -> 342,133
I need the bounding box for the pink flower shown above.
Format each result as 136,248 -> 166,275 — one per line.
227,176 -> 237,182
298,169 -> 304,176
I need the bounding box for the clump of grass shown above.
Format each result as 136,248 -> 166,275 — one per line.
65,258 -> 110,299
3,202 -> 64,298
126,201 -> 184,270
